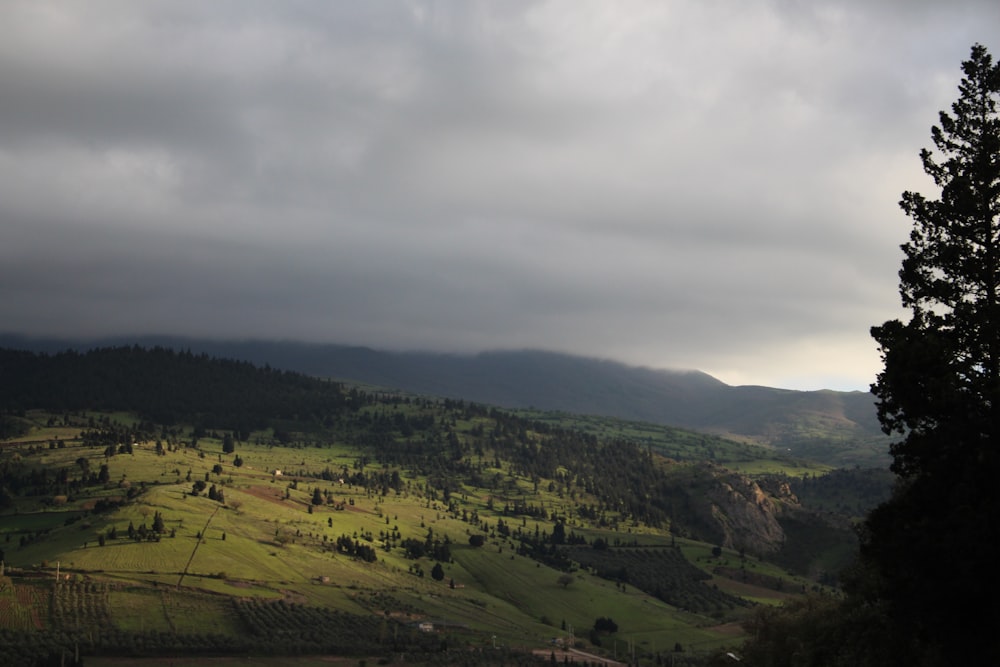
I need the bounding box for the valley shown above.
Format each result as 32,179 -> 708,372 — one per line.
0,346 -> 886,665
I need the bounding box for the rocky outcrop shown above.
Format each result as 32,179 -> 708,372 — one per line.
674,463 -> 792,556
705,468 -> 787,555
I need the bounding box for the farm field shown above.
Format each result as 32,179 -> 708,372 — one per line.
0,349 -> 856,665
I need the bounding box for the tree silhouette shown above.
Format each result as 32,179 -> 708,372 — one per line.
861,43 -> 1000,666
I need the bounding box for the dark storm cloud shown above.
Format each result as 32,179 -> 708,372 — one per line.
1,0 -> 997,389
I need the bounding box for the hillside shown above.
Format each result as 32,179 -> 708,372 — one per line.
0,346 -> 869,665
0,335 -> 891,467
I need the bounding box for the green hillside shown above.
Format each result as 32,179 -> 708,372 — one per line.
0,346 -> 870,665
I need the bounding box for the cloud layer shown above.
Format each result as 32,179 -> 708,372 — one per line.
2,1 -> 997,390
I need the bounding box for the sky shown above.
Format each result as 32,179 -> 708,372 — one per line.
1,1 -> 997,392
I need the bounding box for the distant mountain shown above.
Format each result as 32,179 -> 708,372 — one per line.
0,334 -> 890,466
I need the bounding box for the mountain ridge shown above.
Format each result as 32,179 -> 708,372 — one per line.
0,334 -> 889,466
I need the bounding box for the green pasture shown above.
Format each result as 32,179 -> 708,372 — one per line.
106,586 -> 245,635
0,408 -> 831,660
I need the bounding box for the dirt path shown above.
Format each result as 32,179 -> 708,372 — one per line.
533,647 -> 627,666
176,505 -> 221,589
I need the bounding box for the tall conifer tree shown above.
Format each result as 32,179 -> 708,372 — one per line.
862,43 -> 1000,665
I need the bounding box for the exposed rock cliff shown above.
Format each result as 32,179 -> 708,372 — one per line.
705,468 -> 788,555
670,463 -> 794,555
667,463 -> 856,577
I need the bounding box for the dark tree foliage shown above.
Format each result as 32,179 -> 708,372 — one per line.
0,345 -> 348,431
858,44 -> 1000,666
873,44 -> 1000,480
592,617 -> 618,634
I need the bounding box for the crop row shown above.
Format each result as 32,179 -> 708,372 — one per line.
50,581 -> 114,632
0,582 -> 445,660
232,598 -> 441,653
0,582 -> 49,630
565,546 -> 748,616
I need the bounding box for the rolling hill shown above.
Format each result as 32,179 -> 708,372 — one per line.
0,344 -> 863,665
0,335 -> 891,467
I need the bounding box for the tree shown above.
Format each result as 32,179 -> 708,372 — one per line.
311,487 -> 323,506
430,562 -> 445,581
593,617 -> 618,634
861,43 -> 1000,666
556,573 -> 574,588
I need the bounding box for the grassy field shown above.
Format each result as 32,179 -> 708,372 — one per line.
0,408 -> 827,664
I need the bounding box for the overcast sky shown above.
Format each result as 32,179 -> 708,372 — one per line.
1,1 -> 996,391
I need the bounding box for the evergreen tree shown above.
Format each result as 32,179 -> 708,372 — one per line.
860,43 -> 1000,666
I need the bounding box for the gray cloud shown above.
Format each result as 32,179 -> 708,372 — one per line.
1,1 -> 996,390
